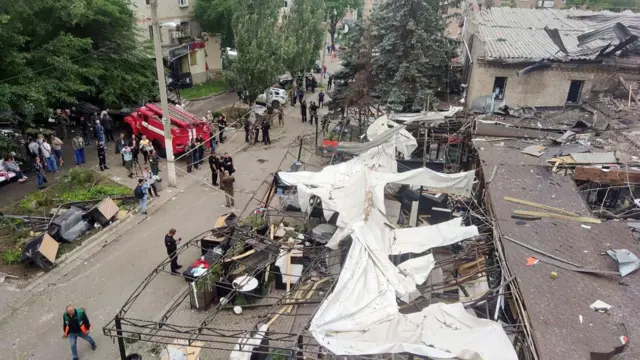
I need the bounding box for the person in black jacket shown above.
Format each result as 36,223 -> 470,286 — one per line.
63,305 -> 97,360
97,141 -> 108,171
208,153 -> 220,186
243,117 -> 251,143
309,101 -> 319,125
217,115 -> 227,143
300,100 -> 307,123
261,120 -> 271,145
164,228 -> 182,274
222,152 -> 234,175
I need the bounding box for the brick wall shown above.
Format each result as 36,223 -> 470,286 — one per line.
466,62 -> 619,107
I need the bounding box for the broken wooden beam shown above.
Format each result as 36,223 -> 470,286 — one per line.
474,121 -> 555,139
504,196 -> 578,217
513,210 -> 601,224
574,166 -> 640,185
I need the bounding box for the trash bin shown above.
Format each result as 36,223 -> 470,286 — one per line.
126,354 -> 142,360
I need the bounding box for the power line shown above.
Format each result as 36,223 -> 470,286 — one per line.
0,44 -> 117,84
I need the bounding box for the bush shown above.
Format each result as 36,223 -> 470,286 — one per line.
1,248 -> 22,265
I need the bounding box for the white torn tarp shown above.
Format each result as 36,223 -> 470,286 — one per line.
397,254 -> 435,285
365,116 -> 417,158
389,218 -> 479,255
278,138 -> 515,359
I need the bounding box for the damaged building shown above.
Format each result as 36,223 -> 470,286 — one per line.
462,7 -> 640,109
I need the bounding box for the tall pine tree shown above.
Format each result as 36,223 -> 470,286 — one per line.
327,22 -> 374,113
371,0 -> 457,112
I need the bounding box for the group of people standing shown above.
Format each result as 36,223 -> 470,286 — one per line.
26,134 -> 65,188
208,152 -> 236,207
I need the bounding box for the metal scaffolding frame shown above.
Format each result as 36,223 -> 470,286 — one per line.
102,126 -> 533,359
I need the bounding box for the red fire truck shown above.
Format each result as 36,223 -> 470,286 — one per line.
123,103 -> 211,155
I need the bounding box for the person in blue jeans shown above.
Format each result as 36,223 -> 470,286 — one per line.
41,138 -> 58,172
137,178 -> 150,215
62,305 -> 97,360
33,156 -> 47,189
72,134 -> 86,166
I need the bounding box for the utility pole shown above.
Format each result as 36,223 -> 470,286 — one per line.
320,27 -> 327,87
150,0 -> 177,187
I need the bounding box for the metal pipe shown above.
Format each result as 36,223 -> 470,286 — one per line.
114,315 -> 127,360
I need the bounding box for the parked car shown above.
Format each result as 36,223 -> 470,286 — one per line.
256,87 -> 287,108
278,74 -> 318,91
313,62 -> 322,73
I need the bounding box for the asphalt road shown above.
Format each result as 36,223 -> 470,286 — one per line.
0,90 -> 328,360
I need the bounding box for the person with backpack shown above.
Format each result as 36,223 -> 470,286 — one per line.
27,137 -> 41,160
134,178 -> 150,215
62,305 -> 97,360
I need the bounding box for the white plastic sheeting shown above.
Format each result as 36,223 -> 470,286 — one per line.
389,218 -> 480,255
366,116 -> 417,158
397,254 -> 435,285
277,140 -> 516,359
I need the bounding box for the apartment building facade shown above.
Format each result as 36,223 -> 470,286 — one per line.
133,0 -> 222,85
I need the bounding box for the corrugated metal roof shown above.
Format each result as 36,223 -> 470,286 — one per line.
473,8 -> 622,62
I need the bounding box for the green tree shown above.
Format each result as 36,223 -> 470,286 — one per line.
326,0 -> 360,46
0,0 -> 157,131
282,0 -> 326,86
327,22 -> 375,114
371,0 -> 457,112
193,0 -> 235,48
225,0 -> 284,105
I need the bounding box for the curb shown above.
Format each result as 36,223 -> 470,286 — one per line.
0,195 -> 176,325
185,90 -> 230,103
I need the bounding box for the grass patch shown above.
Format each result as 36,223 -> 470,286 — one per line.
1,248 -> 22,265
0,168 -> 133,266
181,79 -> 227,100
13,168 -> 131,215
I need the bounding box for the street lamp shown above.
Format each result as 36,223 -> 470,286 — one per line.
150,0 -> 177,187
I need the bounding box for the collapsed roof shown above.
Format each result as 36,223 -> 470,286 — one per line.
278,129 -> 517,359
473,8 -> 640,63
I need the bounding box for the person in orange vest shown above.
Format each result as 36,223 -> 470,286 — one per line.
63,305 -> 97,360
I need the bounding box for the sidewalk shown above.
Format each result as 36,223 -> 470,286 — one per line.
0,91 -> 326,360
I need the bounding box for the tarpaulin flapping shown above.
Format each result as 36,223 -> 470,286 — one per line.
277,135 -> 514,359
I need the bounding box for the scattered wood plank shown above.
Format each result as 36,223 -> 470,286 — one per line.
504,196 -> 578,217
513,210 -> 601,224
574,166 -> 640,185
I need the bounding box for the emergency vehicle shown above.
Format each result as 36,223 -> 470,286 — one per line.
123,103 -> 211,155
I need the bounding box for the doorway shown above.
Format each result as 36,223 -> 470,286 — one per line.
566,80 -> 584,104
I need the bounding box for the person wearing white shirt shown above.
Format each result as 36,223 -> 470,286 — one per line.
41,138 -> 57,172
